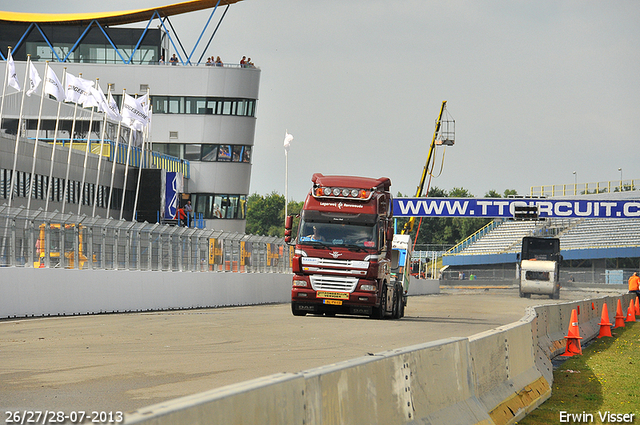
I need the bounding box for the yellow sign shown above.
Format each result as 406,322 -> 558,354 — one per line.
317,291 -> 349,300
323,299 -> 343,306
208,238 -> 223,265
240,241 -> 252,266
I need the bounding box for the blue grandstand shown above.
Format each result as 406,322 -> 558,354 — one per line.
441,188 -> 640,285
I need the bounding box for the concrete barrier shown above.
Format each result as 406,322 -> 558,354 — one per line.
0,268 -> 293,319
407,277 -> 440,295
122,293 -> 635,425
125,373 -> 306,424
1,268 -> 440,319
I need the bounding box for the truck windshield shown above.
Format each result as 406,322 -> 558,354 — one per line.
297,219 -> 377,249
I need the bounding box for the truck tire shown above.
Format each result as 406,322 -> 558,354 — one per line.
391,283 -> 402,320
291,303 -> 307,316
519,287 -> 530,298
371,283 -> 387,320
551,286 -> 560,300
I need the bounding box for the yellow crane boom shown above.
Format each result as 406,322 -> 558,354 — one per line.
401,100 -> 449,235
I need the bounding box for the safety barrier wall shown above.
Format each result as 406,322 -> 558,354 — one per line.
123,293 -> 635,425
0,270 -> 440,319
0,268 -> 294,319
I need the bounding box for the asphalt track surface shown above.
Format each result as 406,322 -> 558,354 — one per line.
0,286 -> 625,415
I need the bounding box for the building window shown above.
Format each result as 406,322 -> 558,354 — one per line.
201,144 -> 218,162
151,143 -> 251,163
184,144 -> 201,161
147,96 -> 256,117
193,194 -> 247,220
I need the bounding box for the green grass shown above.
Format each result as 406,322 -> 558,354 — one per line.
518,322 -> 640,424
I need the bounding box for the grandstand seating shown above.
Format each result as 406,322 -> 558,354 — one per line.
457,220 -> 538,254
451,218 -> 640,256
560,218 -> 640,250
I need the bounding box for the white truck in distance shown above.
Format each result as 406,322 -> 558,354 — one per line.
519,236 -> 562,299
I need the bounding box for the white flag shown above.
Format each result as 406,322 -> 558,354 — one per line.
44,66 -> 64,101
283,131 -> 293,152
105,90 -> 122,122
83,88 -> 100,108
65,73 -> 94,105
122,93 -> 150,126
91,85 -> 109,114
7,52 -> 20,91
26,62 -> 41,96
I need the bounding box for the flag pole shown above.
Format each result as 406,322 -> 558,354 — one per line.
0,46 -> 12,130
106,89 -> 125,219
285,148 -> 288,220
45,67 -> 66,213
283,130 -> 293,222
132,87 -> 151,222
61,90 -> 80,215
8,54 -> 32,208
27,61 -> 47,211
77,78 -> 98,216
92,84 -> 113,217
119,94 -> 136,220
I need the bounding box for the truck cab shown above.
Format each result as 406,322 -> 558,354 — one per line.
286,173 -> 404,319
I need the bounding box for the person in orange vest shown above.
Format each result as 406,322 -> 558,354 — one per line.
174,205 -> 186,226
628,272 -> 640,301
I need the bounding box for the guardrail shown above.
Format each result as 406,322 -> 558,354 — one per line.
37,139 -> 191,179
530,179 -> 638,197
0,205 -> 290,273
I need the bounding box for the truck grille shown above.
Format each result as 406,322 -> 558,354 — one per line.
301,257 -> 368,269
310,275 -> 359,292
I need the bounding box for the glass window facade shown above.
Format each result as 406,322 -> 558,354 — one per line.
152,143 -> 251,163
194,194 -> 246,220
150,96 -> 256,117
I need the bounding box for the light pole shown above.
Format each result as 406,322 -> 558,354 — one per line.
573,171 -> 577,195
619,167 -> 623,191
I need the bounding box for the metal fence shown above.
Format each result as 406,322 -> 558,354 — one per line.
0,205 -> 291,273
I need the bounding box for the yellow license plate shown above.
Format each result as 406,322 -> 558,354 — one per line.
317,291 -> 349,300
323,299 -> 343,306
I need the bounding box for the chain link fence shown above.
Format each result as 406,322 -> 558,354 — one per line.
0,205 -> 291,273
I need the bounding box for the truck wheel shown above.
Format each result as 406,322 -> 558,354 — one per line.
371,284 -> 387,320
291,303 -> 307,316
519,288 -> 530,298
551,286 -> 560,300
391,284 -> 402,319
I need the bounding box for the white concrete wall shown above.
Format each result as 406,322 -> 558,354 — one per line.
0,268 -> 293,319
0,269 -> 440,319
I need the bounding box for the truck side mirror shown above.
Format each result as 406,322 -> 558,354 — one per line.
284,215 -> 294,244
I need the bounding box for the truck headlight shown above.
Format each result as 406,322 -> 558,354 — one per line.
360,284 -> 376,291
293,279 -> 308,287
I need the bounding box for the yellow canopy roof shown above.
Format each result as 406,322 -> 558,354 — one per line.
0,0 -> 243,26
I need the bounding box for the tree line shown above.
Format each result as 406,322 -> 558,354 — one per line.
246,188 -> 518,249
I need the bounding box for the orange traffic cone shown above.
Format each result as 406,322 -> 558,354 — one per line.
635,297 -> 640,316
614,299 -> 626,328
597,303 -> 613,338
626,300 -> 636,322
563,309 -> 583,356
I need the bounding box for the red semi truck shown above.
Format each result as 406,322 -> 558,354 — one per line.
284,173 -> 407,319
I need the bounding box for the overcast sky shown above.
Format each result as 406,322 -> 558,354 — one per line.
5,1 -> 640,201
